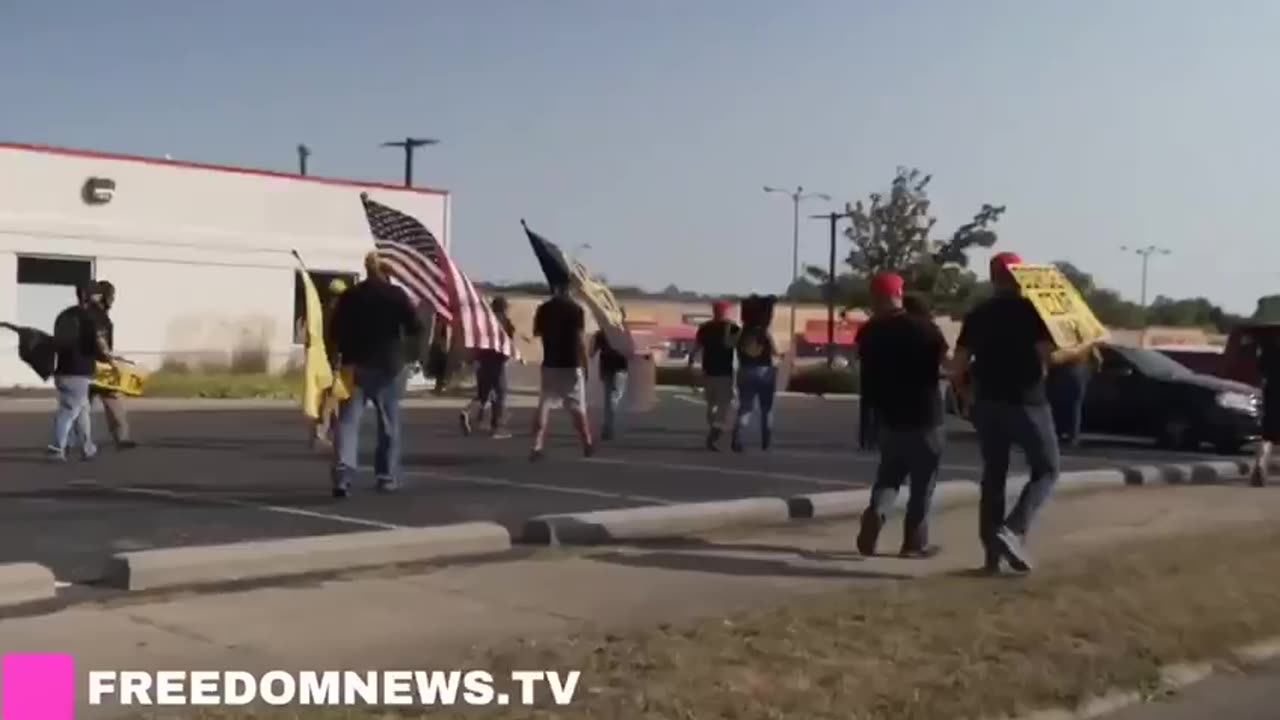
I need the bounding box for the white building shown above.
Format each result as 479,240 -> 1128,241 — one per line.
0,142 -> 450,387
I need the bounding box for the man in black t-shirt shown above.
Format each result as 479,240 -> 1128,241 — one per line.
1249,330 -> 1280,486
531,283 -> 593,460
951,252 -> 1099,574
689,300 -> 740,450
592,319 -> 629,441
328,253 -> 424,497
47,282 -> 111,462
855,273 -> 949,557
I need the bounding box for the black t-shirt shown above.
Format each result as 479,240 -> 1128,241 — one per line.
88,304 -> 114,350
736,326 -> 776,367
330,280 -> 423,373
593,330 -> 628,376
695,319 -> 740,376
534,295 -> 586,368
52,305 -> 102,377
956,293 -> 1052,405
857,311 -> 948,430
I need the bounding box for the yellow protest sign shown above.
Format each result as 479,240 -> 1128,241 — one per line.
92,361 -> 148,396
1007,264 -> 1109,349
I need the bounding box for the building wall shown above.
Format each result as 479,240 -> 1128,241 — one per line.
0,144 -> 449,386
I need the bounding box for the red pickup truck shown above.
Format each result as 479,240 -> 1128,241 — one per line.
1155,323 -> 1280,389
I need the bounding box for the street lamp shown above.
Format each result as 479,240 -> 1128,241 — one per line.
380,137 -> 440,188
1120,244 -> 1172,309
764,185 -> 831,350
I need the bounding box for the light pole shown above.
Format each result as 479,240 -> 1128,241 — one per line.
297,144 -> 311,176
380,137 -> 440,188
764,185 -> 831,350
810,210 -> 851,368
1120,244 -> 1172,309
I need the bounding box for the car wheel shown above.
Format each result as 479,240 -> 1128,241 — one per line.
1157,416 -> 1198,451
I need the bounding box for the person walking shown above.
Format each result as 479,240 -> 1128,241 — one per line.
1249,330 -> 1280,487
730,305 -> 780,453
689,301 -> 740,450
460,296 -> 518,439
47,282 -> 111,462
77,281 -> 136,450
592,323 -> 629,441
328,253 -> 423,498
1046,345 -> 1100,448
530,283 -> 593,461
854,274 -> 950,557
951,251 -> 1099,573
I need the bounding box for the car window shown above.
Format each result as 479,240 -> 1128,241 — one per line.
1115,346 -> 1192,377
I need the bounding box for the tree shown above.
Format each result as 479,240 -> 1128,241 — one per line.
838,166 -> 1006,316
1253,295 -> 1280,323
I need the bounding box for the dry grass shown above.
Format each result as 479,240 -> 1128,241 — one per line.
142,524 -> 1280,720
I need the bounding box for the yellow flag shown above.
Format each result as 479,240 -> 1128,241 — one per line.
298,268 -> 334,419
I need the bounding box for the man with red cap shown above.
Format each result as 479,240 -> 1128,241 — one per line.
689,300 -> 741,450
951,251 -> 1099,573
854,271 -> 950,557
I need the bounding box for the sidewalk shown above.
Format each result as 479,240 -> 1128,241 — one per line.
8,483 -> 1280,717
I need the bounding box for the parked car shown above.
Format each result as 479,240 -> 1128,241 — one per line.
945,343 -> 1260,453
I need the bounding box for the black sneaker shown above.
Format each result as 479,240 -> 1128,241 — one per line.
856,509 -> 883,556
459,411 -> 472,437
995,527 -> 1033,573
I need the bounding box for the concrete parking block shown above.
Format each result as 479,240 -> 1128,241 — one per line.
104,523 -> 513,591
0,563 -> 56,607
1190,460 -> 1248,484
521,498 -> 791,545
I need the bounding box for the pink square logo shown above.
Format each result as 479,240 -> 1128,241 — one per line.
3,654 -> 76,720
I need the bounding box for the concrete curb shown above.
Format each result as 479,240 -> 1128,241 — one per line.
103,522 -> 512,591
0,563 -> 57,608
1002,635 -> 1280,720
521,498 -> 791,545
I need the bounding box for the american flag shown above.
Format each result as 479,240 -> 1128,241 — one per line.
360,194 -> 519,359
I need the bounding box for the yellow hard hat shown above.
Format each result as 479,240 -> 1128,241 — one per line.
328,278 -> 349,295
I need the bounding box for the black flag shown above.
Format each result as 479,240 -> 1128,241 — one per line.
521,220 -> 572,290
0,322 -> 57,381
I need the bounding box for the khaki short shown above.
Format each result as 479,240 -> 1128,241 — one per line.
540,367 -> 586,410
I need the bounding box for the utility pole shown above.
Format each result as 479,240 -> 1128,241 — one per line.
764,185 -> 831,352
380,137 -> 440,187
296,144 -> 311,176
1120,244 -> 1172,309
811,211 -> 850,368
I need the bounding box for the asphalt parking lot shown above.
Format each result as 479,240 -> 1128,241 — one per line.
0,393 -> 1241,583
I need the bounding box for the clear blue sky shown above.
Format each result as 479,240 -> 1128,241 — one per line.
4,1 -> 1277,313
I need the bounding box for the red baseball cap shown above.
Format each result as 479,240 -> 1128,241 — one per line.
869,272 -> 905,298
989,251 -> 1022,276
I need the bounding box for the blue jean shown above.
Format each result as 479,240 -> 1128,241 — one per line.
332,366 -> 409,490
602,371 -> 626,438
733,366 -> 777,444
1047,363 -> 1089,442
51,376 -> 95,458
869,425 -> 944,542
971,400 -> 1060,562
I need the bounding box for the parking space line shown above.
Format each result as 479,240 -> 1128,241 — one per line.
87,483 -> 407,530
403,468 -> 679,506
581,456 -> 864,488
